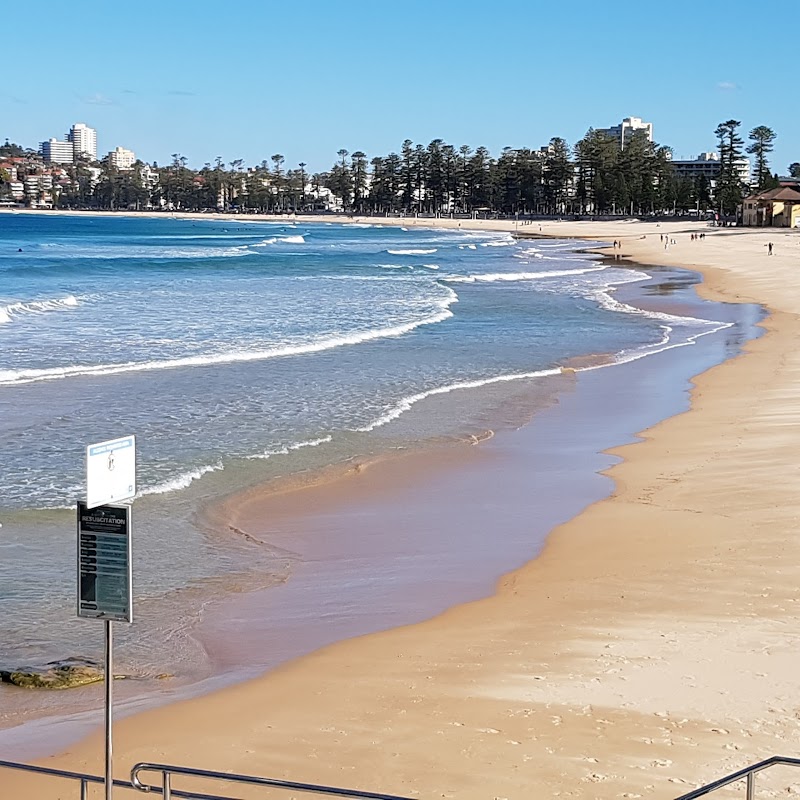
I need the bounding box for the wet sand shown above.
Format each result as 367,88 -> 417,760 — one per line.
3,219 -> 800,799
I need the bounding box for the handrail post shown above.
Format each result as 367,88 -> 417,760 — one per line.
162,769 -> 171,800
81,777 -> 89,800
746,771 -> 755,800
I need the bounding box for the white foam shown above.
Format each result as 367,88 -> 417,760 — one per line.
0,288 -> 459,386
37,243 -> 254,259
443,267 -> 607,284
591,281 -> 720,326
386,248 -> 438,255
247,435 -> 333,460
252,234 -> 306,247
583,321 -> 734,371
420,264 -> 440,270
148,234 -> 265,240
138,461 -> 224,497
355,368 -> 562,432
0,295 -> 80,325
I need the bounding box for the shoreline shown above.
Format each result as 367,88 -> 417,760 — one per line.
3,219 -> 799,798
0,256 -> 711,756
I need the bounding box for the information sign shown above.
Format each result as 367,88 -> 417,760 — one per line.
86,436 -> 136,510
77,502 -> 132,623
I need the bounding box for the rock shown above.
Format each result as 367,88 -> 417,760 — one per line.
0,657 -> 105,689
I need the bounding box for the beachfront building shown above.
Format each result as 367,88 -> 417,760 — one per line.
740,186 -> 800,227
108,146 -> 136,170
23,173 -> 54,207
670,152 -> 751,187
599,116 -> 653,149
40,138 -> 74,164
69,123 -> 97,161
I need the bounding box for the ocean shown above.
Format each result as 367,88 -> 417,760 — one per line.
0,213 -> 757,744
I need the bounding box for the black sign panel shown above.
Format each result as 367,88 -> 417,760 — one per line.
77,502 -> 132,623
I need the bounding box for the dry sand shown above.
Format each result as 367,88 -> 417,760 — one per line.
5,216 -> 800,799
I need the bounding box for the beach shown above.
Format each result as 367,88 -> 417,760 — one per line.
3,215 -> 800,799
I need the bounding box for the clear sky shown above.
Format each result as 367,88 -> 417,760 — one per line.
3,0 -> 796,174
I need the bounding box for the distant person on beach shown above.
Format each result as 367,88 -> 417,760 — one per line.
768,242 -> 774,255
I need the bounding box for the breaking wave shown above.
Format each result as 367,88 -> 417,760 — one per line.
0,295 -> 80,324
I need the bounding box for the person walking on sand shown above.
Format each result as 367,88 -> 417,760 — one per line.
768,242 -> 774,256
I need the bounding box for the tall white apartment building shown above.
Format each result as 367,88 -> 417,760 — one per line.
108,146 -> 136,170
600,116 -> 654,149
69,123 -> 97,160
40,138 -> 74,164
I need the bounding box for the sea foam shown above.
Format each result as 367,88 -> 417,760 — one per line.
0,288 -> 459,386
387,248 -> 438,255
138,462 -> 224,497
355,368 -> 562,432
443,267 -> 607,283
0,295 -> 80,324
247,435 -> 333,460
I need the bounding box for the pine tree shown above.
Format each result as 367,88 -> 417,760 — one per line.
714,120 -> 745,216
542,138 -> 572,215
746,126 -> 777,191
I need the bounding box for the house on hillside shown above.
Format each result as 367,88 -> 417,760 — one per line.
740,186 -> 800,228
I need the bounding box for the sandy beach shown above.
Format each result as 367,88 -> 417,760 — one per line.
4,214 -> 800,799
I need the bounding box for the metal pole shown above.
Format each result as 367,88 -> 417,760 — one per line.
163,770 -> 172,800
746,772 -> 755,800
105,619 -> 113,800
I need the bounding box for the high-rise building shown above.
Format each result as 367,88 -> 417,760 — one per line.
108,146 -> 136,170
599,116 -> 654,149
69,123 -> 97,161
40,138 -> 74,164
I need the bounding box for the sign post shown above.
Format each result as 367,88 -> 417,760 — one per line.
81,435 -> 136,800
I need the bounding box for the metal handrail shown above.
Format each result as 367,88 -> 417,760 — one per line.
0,757 -> 229,799
674,755 -> 800,799
9,751 -> 800,800
0,758 -> 133,799
131,762 -> 416,800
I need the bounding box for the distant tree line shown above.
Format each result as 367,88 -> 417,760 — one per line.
1,123 -> 793,216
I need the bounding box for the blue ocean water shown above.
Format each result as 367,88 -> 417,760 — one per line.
0,214 -> 725,512
0,213 -> 740,728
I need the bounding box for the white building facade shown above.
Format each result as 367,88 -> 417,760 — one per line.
600,116 -> 654,149
69,123 -> 97,161
40,138 -> 74,164
108,146 -> 136,170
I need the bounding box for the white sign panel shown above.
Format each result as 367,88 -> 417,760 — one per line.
86,436 -> 136,509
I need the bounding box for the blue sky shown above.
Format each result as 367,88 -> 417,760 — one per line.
3,0 -> 796,174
